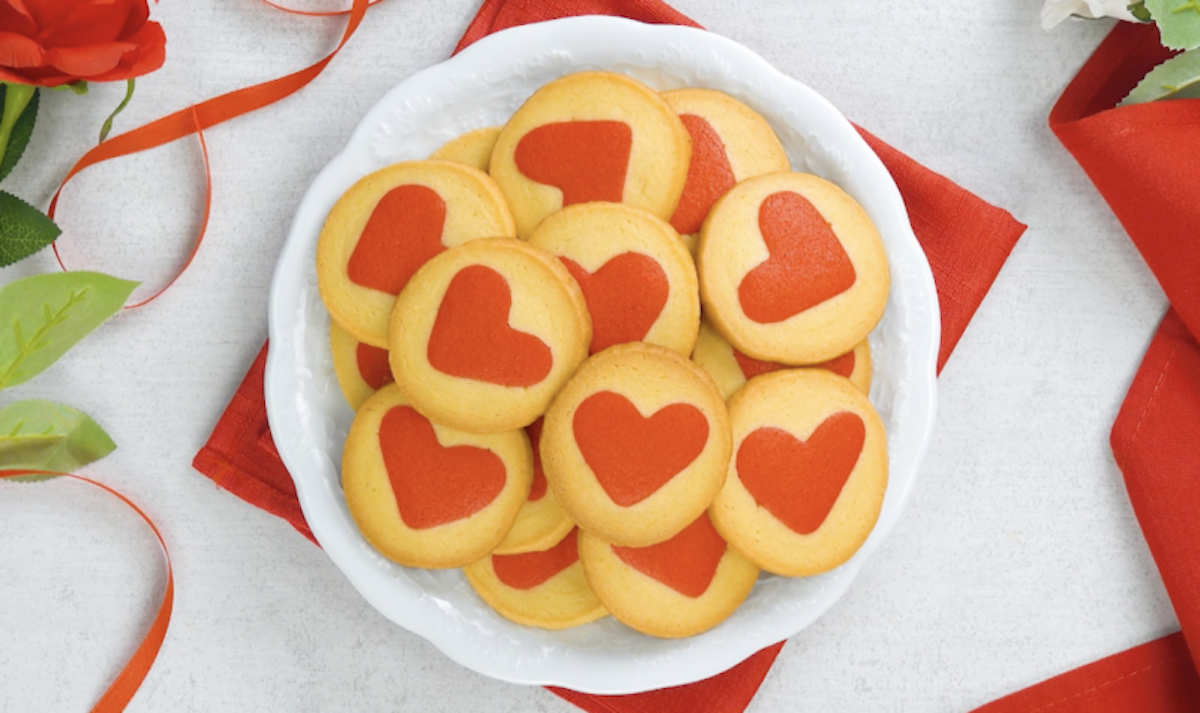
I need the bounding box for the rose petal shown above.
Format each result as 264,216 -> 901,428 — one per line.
4,0 -> 33,20
85,21 -> 163,82
0,1 -> 36,35
20,0 -> 79,33
119,0 -> 149,39
40,0 -> 136,47
0,31 -> 44,68
0,64 -> 74,87
45,40 -> 135,77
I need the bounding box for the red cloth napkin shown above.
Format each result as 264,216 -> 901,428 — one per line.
193,1 -> 1026,710
971,20 -> 1200,713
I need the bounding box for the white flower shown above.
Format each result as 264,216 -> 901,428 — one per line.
1041,0 -> 1139,29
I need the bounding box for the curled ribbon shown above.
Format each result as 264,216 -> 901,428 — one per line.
50,0 -> 374,308
0,470 -> 173,713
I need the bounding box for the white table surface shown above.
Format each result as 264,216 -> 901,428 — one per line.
0,1 -> 1178,711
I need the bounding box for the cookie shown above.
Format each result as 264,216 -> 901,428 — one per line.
660,89 -> 789,242
330,320 -> 395,410
710,369 -> 888,577
463,529 -> 608,630
317,159 -> 516,348
540,342 -> 731,548
577,512 -> 758,638
389,237 -> 591,434
489,71 -> 692,238
492,418 -> 575,555
691,319 -> 872,400
430,126 -> 501,171
341,384 -> 533,569
526,202 -> 700,356
697,171 -> 890,364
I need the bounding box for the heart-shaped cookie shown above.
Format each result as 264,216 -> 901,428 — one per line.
738,190 -> 857,323
347,183 -> 447,295
612,514 -> 726,598
669,114 -> 737,236
573,390 -> 709,507
560,253 -> 669,354
492,528 -> 580,590
736,411 -> 866,534
378,405 -> 506,530
514,120 -> 632,206
426,265 -> 553,387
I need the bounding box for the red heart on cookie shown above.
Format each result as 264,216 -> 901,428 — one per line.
492,528 -> 579,590
514,121 -> 632,206
736,412 -> 866,534
347,183 -> 447,295
670,114 -> 737,236
355,342 -> 394,390
427,265 -> 553,387
732,346 -> 856,381
613,513 -> 727,598
560,253 -> 669,354
737,190 -> 856,323
378,406 -> 506,530
573,390 -> 709,507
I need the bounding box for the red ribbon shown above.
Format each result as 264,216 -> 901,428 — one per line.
49,0 -> 372,308
0,470 -> 174,713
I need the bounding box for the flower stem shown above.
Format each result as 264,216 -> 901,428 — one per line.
0,82 -> 35,175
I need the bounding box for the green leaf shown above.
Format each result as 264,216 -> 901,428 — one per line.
0,272 -> 138,390
1130,2 -> 1154,21
1120,47 -> 1200,104
0,399 -> 116,480
0,190 -> 61,266
0,85 -> 38,182
1147,0 -> 1200,50
50,81 -> 88,95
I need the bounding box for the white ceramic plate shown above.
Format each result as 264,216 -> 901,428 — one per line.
265,16 -> 939,694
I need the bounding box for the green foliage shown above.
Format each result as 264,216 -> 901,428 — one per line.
0,272 -> 138,390
0,191 -> 61,266
0,399 -> 116,480
0,86 -> 37,182
1121,47 -> 1200,103
1147,0 -> 1200,50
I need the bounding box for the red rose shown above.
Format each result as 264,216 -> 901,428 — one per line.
0,0 -> 166,87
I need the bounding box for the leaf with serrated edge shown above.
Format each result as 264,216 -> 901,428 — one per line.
0,272 -> 138,390
0,190 -> 61,266
0,399 -> 116,480
0,87 -> 38,182
1121,47 -> 1200,104
1147,0 -> 1200,51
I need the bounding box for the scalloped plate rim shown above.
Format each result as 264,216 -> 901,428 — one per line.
266,16 -> 939,695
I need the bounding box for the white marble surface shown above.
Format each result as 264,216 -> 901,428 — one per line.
0,1 -> 1177,711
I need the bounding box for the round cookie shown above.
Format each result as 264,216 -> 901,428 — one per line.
660,89 -> 790,244
330,320 -> 395,410
710,369 -> 888,577
493,418 -> 575,555
489,71 -> 692,238
342,384 -> 533,569
430,126 -> 501,171
317,160 -> 516,348
527,202 -> 700,356
697,171 -> 890,364
389,238 -> 591,434
578,512 -> 758,638
540,342 -> 731,548
464,529 -> 608,630
691,319 -> 872,400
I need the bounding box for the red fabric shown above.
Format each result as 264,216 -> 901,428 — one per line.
972,633 -> 1200,713
193,1 -> 1027,711
976,19 -> 1200,713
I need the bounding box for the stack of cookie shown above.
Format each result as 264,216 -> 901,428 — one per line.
317,71 -> 890,639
